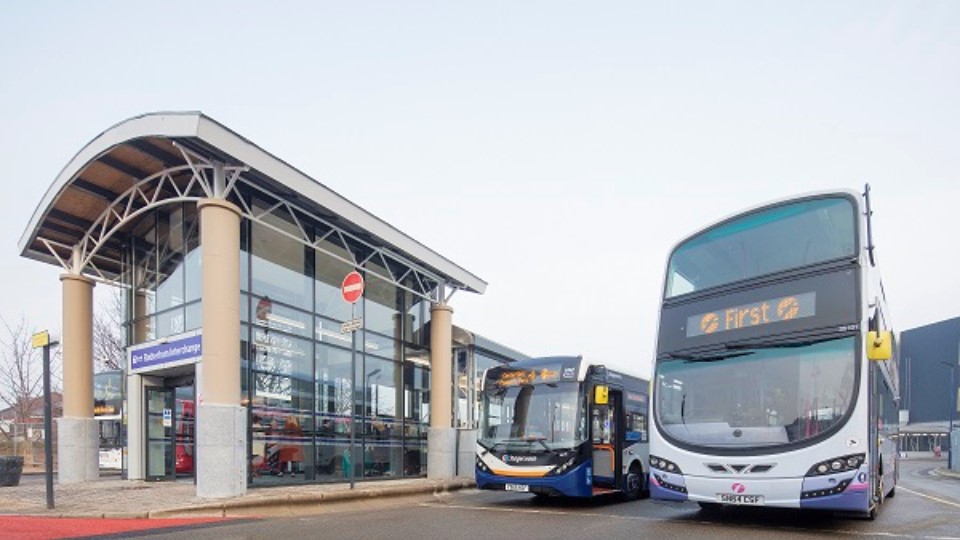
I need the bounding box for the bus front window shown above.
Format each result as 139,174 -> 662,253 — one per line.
480,382 -> 584,452
666,197 -> 856,298
655,337 -> 856,451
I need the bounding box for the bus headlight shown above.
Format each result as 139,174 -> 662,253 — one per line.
805,453 -> 864,477
476,456 -> 491,473
550,455 -> 579,476
650,455 -> 683,474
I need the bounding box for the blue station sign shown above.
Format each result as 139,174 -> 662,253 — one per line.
129,332 -> 202,373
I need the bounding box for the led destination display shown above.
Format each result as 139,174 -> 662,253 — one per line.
686,292 -> 816,338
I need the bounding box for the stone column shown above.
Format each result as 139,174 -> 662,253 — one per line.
428,303 -> 455,480
58,273 -> 99,483
196,198 -> 246,498
132,290 -> 148,344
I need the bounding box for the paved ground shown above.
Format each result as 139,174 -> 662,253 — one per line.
0,475 -> 473,518
130,459 -> 960,540
0,459 -> 955,539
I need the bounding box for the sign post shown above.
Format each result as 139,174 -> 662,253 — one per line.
340,271 -> 364,489
31,331 -> 59,510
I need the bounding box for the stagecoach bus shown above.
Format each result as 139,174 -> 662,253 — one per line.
476,356 -> 650,499
649,187 -> 899,519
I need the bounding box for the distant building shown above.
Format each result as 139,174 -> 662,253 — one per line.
899,317 -> 960,453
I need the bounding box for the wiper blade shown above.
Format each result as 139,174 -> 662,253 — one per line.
660,351 -> 754,363
724,334 -> 846,351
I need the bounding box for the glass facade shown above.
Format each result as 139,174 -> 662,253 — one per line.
454,345 -> 521,429
123,190 -> 435,485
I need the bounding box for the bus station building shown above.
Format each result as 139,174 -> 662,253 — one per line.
18,112 -> 520,497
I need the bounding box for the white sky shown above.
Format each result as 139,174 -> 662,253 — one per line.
1,2 -> 958,379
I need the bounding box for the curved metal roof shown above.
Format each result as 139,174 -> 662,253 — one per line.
19,111 -> 486,296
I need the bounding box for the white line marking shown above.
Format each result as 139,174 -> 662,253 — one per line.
899,487 -> 960,510
418,502 -> 960,540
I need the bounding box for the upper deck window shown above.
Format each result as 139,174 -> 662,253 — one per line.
666,197 -> 856,298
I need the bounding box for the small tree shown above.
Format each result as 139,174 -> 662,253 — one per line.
93,288 -> 126,372
0,317 -> 44,423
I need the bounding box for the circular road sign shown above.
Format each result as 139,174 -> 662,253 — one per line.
341,271 -> 364,304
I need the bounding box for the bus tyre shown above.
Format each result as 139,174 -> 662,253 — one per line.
623,465 -> 643,501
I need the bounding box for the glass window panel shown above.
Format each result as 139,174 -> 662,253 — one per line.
407,297 -> 427,345
251,199 -> 311,312
474,352 -> 507,432
251,296 -> 312,339
403,352 -> 430,477
241,218 -> 250,292
250,375 -> 313,483
252,328 -> 312,381
316,343 -> 356,481
363,331 -> 396,359
156,308 -> 185,339
314,238 -> 355,323
185,301 -> 202,332
363,357 -> 402,478
156,206 -> 186,312
315,317 -> 353,349
363,271 -> 402,337
183,203 -> 202,302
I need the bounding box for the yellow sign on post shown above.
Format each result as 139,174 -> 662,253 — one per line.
31,331 -> 50,349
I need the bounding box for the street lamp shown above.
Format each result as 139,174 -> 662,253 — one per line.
941,361 -> 958,468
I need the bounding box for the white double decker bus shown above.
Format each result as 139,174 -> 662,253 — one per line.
649,187 -> 899,519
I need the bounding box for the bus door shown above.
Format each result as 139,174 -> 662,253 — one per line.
591,388 -> 622,489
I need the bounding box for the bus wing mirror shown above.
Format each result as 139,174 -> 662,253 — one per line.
867,330 -> 892,361
595,385 -> 609,405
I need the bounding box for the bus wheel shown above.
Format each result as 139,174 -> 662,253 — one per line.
623,465 -> 643,500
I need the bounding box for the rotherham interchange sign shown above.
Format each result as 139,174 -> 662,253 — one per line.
686,292 -> 817,338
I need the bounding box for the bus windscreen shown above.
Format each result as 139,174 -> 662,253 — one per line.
666,197 -> 856,298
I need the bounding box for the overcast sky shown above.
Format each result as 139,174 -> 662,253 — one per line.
1,2 -> 958,378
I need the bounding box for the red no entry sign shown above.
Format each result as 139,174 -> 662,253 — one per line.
341,271 -> 364,304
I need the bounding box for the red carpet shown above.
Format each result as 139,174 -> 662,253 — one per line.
0,516 -> 231,539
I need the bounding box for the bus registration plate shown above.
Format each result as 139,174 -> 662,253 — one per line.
505,483 -> 529,492
717,493 -> 764,505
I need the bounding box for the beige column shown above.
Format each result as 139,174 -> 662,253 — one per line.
58,273 -> 98,483
61,274 -> 95,417
198,198 -> 241,405
427,302 -> 455,479
429,303 -> 453,428
196,197 -> 246,498
133,290 -> 148,344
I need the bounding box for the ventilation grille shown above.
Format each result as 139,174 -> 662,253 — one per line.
704,463 -> 776,474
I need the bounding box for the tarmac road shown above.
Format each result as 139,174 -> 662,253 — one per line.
113,458 -> 959,540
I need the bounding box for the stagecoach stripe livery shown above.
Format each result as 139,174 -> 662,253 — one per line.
649,188 -> 899,519
476,356 -> 650,499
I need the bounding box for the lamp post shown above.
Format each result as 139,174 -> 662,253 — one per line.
941,361 -> 958,468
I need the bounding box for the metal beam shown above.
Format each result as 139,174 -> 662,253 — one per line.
98,155 -> 150,180
47,208 -> 94,230
72,178 -> 122,202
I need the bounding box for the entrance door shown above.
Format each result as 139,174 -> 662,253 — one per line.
591,391 -> 622,489
145,387 -> 175,481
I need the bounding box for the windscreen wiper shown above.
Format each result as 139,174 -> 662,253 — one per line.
659,351 -> 754,363
500,437 -> 555,453
724,333 -> 847,351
